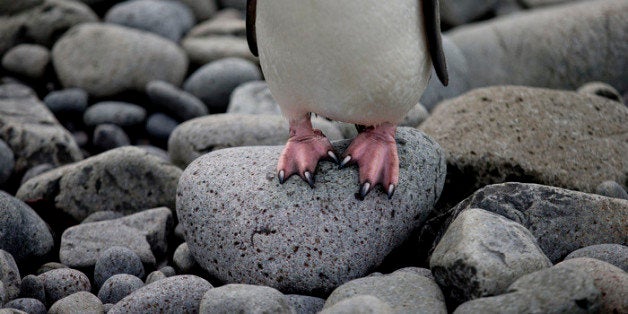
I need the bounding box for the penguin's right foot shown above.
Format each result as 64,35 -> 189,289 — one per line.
277,113 -> 337,188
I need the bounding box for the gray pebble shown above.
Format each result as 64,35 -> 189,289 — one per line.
595,181 -> 628,200
144,271 -> 166,285
3,298 -> 46,314
187,9 -> 245,38
174,223 -> 186,241
173,243 -> 197,273
94,246 -> 145,288
84,102 -> 147,127
136,145 -> 171,162
399,102 -> 430,128
48,291 -> 103,314
564,244 -> 628,271
0,250 -> 20,303
17,275 -> 44,304
97,274 -> 144,304
159,266 -> 176,277
227,81 -> 281,115
184,57 -> 262,112
146,80 -> 208,121
35,263 -> 67,275
146,113 -> 179,142
286,295 -> 325,314
175,0 -> 217,21
0,139 -> 14,185
43,88 -> 89,115
182,35 -> 256,65
320,295 -> 393,314
20,163 -> 53,185
199,284 -> 293,314
103,303 -> 113,312
81,211 -> 125,224
93,124 -> 131,152
1,44 -> 50,80
38,268 -> 91,306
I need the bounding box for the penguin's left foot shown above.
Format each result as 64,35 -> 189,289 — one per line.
340,123 -> 398,199
277,113 -> 337,188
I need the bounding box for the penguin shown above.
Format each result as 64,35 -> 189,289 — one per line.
247,0 -> 448,199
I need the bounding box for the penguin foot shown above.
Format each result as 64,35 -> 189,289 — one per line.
277,114 -> 337,188
340,123 -> 398,199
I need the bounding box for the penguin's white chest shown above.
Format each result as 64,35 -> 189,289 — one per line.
257,0 -> 432,125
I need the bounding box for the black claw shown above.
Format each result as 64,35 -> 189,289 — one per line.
304,171 -> 315,188
387,184 -> 396,199
278,170 -> 285,184
360,182 -> 371,198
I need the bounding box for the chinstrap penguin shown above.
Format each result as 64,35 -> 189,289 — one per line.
247,0 -> 448,199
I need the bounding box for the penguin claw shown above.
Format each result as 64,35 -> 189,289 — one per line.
303,171 -> 315,188
278,170 -> 285,184
360,182 -> 371,198
387,184 -> 396,199
339,155 -> 352,169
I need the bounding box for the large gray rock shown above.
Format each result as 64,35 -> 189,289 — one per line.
421,86 -> 627,194
48,291 -> 103,314
429,208 -> 551,304
199,284 -> 293,314
59,207 -> 173,268
564,244 -> 628,271
324,268 -> 446,313
38,268 -> 91,306
0,250 -> 20,302
421,183 -> 628,263
177,128 -> 446,294
0,83 -> 82,175
52,23 -> 188,97
0,191 -> 53,263
168,113 -> 343,168
17,147 -> 181,222
109,275 -> 213,314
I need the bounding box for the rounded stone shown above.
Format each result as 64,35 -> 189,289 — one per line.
577,82 -> 623,103
0,0 -> 43,15
146,113 -> 178,142
81,211 -> 125,224
52,23 -> 188,97
38,268 -> 91,306
20,164 -> 53,186
0,250 -> 20,302
564,244 -> 628,271
0,140 -> 14,185
146,80 -> 208,121
17,275 -> 44,303
183,57 -> 262,113
159,266 -> 176,277
219,0 -> 245,10
227,81 -> 280,115
1,44 -> 50,79
174,0 -> 217,21
3,298 -> 46,314
35,263 -> 67,275
173,243 -> 196,273
94,246 -> 145,288
595,181 -> 628,200
48,291 -> 103,314
93,124 -> 131,152
84,102 -> 147,127
43,88 -> 89,115
97,274 -> 144,304
320,295 -> 393,314
286,294 -> 325,314
182,36 -> 256,65
145,271 -> 166,285
199,284 -> 293,314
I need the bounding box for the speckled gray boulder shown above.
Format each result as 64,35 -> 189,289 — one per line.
0,191 -> 53,263
564,244 -> 628,271
168,113 -> 343,168
146,80 -> 208,121
421,86 -> 628,194
109,275 -> 212,314
320,295 -> 393,314
577,82 -> 623,103
0,140 -> 13,185
92,124 -> 131,152
199,284 -> 293,314
430,208 -> 551,303
84,101 -> 147,127
1,44 -> 50,79
324,267 -> 446,314
43,88 -> 89,115
105,0 -> 194,42
94,247 -> 145,288
0,83 -> 82,175
97,274 -> 144,304
286,295 -> 325,314
48,291 -> 103,314
52,23 -> 188,97
227,81 -> 281,115
0,250 -> 20,302
16,147 -> 181,222
59,207 -> 173,268
3,298 -> 46,314
595,181 -> 628,200
17,275 -> 44,303
182,35 -> 256,65
38,268 -> 91,306
422,183 -> 628,264
183,58 -> 262,112
173,243 -> 197,273
454,265 -> 601,313
177,128 -> 446,294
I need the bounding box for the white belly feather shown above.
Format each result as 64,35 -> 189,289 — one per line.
257,0 -> 432,125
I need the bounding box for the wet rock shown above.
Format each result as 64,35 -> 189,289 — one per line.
146,80 -> 208,121
43,88 -> 89,115
564,244 -> 628,272
84,101 -> 147,127
595,181 -> 628,200
199,284 -> 293,314
0,250 -> 20,302
3,298 -> 46,314
38,268 -> 91,306
286,295 -> 325,314
577,82 -> 623,103
48,291 -> 103,314
97,274 -> 144,304
92,124 -> 131,152
227,81 -> 280,115
0,140 -> 14,185
1,44 -> 50,79
177,128 -> 446,294
94,247 -> 145,288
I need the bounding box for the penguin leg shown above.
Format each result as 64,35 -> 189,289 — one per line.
340,123 -> 398,199
277,113 -> 338,188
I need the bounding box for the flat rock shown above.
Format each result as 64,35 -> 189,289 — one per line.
421,183 -> 628,264
83,101 -> 147,127
324,267 -> 446,313
109,275 -> 212,314
199,284 -> 293,314
168,113 -> 343,168
0,191 -> 53,263
146,80 -> 208,121
43,88 -> 89,115
1,44 -> 50,79
52,23 -> 188,97
182,35 -> 257,65
429,208 -> 551,304
59,207 -> 173,268
564,244 -> 628,271
48,291 -> 103,314
177,128 -> 446,294
0,250 -> 20,302
16,147 -> 181,222
0,83 -> 82,175
38,268 -> 91,306
420,86 -> 627,194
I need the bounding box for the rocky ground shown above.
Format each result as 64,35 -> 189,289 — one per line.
0,0 -> 626,313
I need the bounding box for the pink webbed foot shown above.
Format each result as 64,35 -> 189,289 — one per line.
340,123 -> 399,199
277,114 -> 338,188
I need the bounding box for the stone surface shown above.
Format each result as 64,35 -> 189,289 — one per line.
440,0 -> 499,26
577,82 -> 623,103
17,147 -> 181,222
227,81 -> 280,115
173,243 -> 196,273
0,191 -> 53,263
109,275 -> 212,314
43,88 -> 89,115
48,291 -> 103,314
399,103 -> 430,128
182,35 -> 256,65
324,267 -> 446,313
199,284 -> 293,314
0,140 -> 14,185
0,250 -> 20,302
81,211 -> 124,224
159,266 -> 176,277
84,101 -> 147,127
38,268 -> 91,306
187,10 -> 245,37
177,128 -> 446,294
35,263 -> 67,275
421,86 -> 627,194
146,113 -> 178,142
3,298 -> 46,314
168,113 -> 343,168
171,0 -> 217,21
183,58 -> 262,112
0,0 -> 43,15
144,271 -> 166,285
219,0 -> 245,10
92,124 -> 131,152
105,0 -> 194,42
421,183 -> 628,264
1,44 -> 50,79
0,83 -> 83,175
59,207 -> 173,268
18,275 -> 44,303
52,23 -> 188,97
564,244 -> 628,271
97,274 -> 144,305
286,295 -> 325,314
595,181 -> 628,200
146,80 -> 208,121
20,164 -> 53,186
429,208 -> 551,303
320,295 -> 393,314
94,246 -> 145,288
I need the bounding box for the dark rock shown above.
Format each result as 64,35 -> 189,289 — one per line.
94,246 -> 145,288
0,0 -> 43,15
20,164 -> 53,186
84,102 -> 147,127
35,263 -> 67,275
43,88 -> 88,115
48,291 -> 103,314
146,80 -> 208,121
93,124 -> 131,152
146,113 -> 178,142
18,275 -> 45,304
286,295 -> 325,314
144,271 -> 166,285
1,44 -> 50,79
173,243 -> 196,273
577,82 -> 623,103
595,181 -> 628,200
199,284 -> 292,314
3,298 -> 46,314
38,268 -> 91,306
97,274 -> 144,304
0,250 -> 20,302
0,140 -> 13,185
159,266 -> 176,277
81,211 -> 124,224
